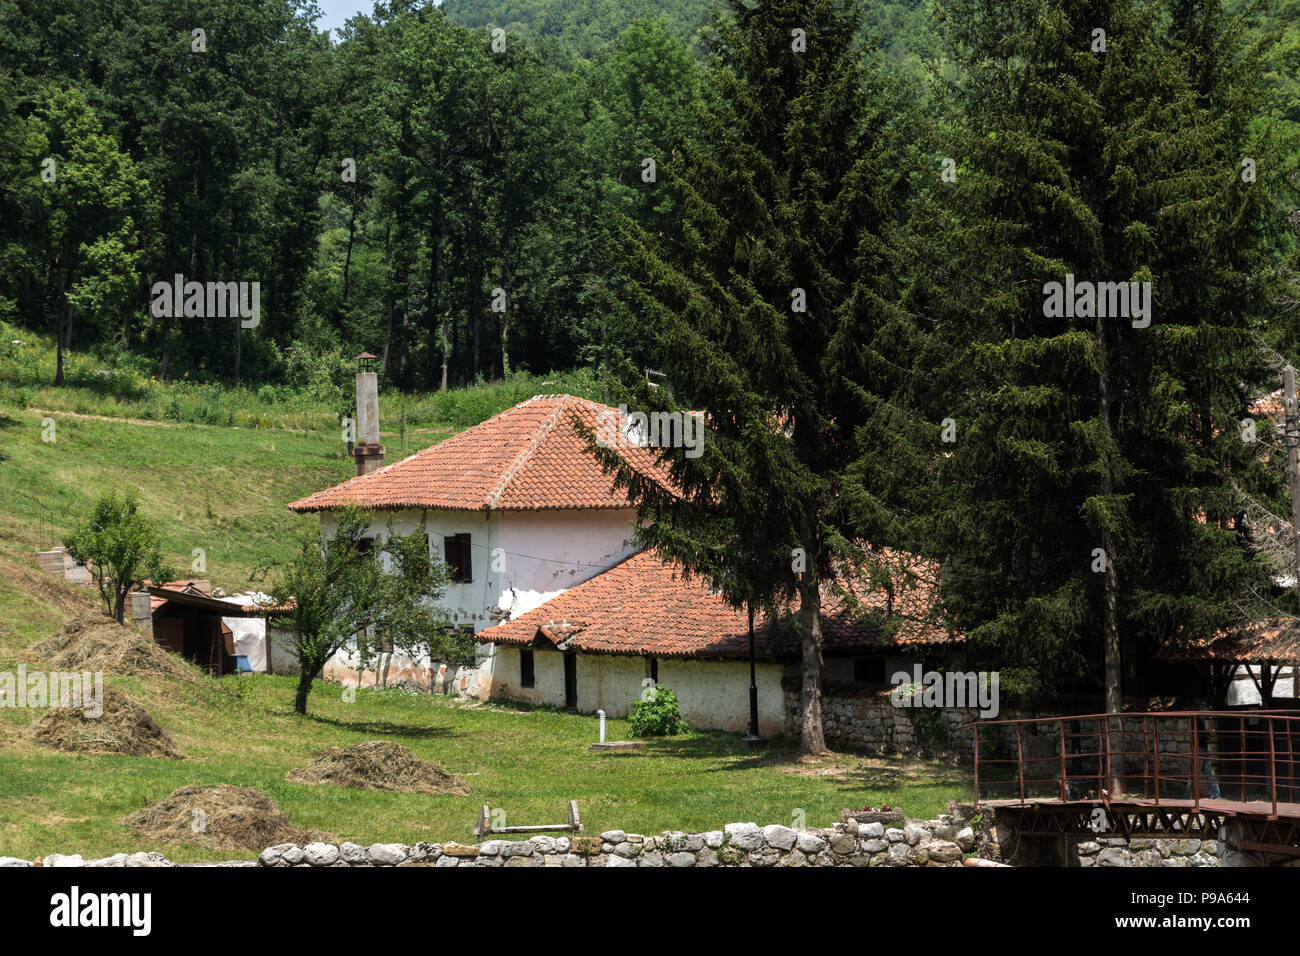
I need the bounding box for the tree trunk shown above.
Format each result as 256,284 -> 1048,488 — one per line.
294,668 -> 315,715
232,227 -> 241,385
1097,314 -> 1122,718
440,319 -> 449,392
381,225 -> 394,374
1096,312 -> 1122,797
54,295 -> 68,386
342,193 -> 357,304
797,574 -> 829,756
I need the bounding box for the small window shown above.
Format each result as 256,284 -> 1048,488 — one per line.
853,657 -> 886,683
520,648 -> 535,688
647,658 -> 658,682
443,533 -> 472,583
356,537 -> 375,557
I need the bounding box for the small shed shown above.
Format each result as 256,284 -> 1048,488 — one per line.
138,581 -> 292,675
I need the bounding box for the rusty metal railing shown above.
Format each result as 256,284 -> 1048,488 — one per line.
968,711 -> 1300,815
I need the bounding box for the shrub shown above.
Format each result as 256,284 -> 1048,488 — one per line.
628,684 -> 690,737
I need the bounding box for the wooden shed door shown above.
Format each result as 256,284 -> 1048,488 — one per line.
563,652 -> 577,710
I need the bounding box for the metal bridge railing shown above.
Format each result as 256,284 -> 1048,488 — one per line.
969,711 -> 1300,815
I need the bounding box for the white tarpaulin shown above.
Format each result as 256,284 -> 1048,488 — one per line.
221,592 -> 277,673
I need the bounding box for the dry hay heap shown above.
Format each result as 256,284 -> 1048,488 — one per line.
287,741 -> 470,795
122,785 -> 331,852
25,686 -> 182,758
28,613 -> 195,680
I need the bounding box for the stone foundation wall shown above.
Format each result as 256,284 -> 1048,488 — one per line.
1075,837 -> 1220,867
783,688 -> 1031,757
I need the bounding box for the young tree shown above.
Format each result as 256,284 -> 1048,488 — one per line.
603,0 -> 920,755
64,492 -> 174,624
271,506 -> 452,715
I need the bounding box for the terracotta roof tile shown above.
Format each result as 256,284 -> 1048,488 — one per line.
480,549 -> 959,660
288,395 -> 675,513
1161,617 -> 1300,663
1249,389 -> 1284,421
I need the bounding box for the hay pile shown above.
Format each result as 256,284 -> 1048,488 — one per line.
25,686 -> 182,758
122,785 -> 331,852
28,613 -> 195,680
288,741 -> 470,795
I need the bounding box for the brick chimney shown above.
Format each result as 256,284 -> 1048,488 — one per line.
354,352 -> 385,476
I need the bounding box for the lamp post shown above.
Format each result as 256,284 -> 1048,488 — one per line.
742,601 -> 768,747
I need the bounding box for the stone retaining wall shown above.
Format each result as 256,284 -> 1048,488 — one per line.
5,804 -> 1266,868
1075,837 -> 1220,867
255,816 -> 979,867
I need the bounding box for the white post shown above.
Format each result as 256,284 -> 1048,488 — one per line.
598,709 -> 606,743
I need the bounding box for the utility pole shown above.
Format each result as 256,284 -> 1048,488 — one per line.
1284,366 -> 1300,610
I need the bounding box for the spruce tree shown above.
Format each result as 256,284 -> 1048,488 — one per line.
603,0 -> 919,754
918,0 -> 1293,708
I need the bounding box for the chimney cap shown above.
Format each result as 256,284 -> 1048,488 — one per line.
356,352 -> 378,371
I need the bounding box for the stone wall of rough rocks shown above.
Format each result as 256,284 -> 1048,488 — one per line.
1074,837 -> 1221,867
3,804 -> 1270,868
782,688 -> 1030,757
253,816 -> 980,867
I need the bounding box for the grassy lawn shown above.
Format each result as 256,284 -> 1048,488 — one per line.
0,571 -> 971,863
0,667 -> 971,863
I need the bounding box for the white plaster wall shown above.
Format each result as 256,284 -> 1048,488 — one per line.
487,645 -> 567,708
483,649 -> 788,734
659,658 -> 786,735
1228,665 -> 1296,706
578,654 -> 648,717
492,509 -> 639,619
264,626 -> 301,676
318,506 -> 636,694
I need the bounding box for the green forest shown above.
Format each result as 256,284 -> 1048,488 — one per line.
4,0 -> 1300,707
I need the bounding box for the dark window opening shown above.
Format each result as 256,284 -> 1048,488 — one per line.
648,658 -> 658,682
520,648 -> 535,688
854,657 -> 886,684
356,537 -> 375,557
444,533 -> 472,583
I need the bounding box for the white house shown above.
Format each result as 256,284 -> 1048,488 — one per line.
287,389 -> 676,693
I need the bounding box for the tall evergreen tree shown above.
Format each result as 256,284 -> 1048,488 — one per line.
918,0 -> 1294,707
604,0 -> 918,754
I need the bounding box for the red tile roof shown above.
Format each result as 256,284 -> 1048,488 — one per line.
1160,617 -> 1300,663
479,549 -> 958,660
1249,389 -> 1284,421
288,394 -> 676,513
